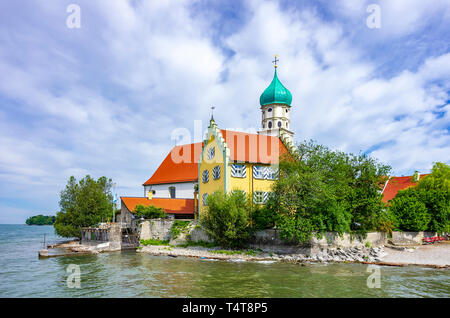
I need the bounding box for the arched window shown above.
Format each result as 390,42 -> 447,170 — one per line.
268,121 -> 272,129
286,122 -> 289,128
267,108 -> 272,112
278,121 -> 282,128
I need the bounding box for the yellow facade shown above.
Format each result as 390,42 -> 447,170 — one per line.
198,119 -> 280,217
229,163 -> 275,194
198,134 -> 226,215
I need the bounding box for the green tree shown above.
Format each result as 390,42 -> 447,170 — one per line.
201,190 -> 253,248
54,175 -> 113,238
134,204 -> 166,219
271,140 -> 391,243
416,162 -> 450,233
389,187 -> 431,231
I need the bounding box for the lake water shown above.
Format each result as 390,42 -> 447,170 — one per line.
0,224 -> 449,297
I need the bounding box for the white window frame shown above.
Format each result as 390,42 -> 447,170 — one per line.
253,166 -> 264,179
253,191 -> 265,204
265,166 -> 279,180
202,169 -> 209,183
207,146 -> 215,160
212,165 -> 221,180
231,164 -> 246,178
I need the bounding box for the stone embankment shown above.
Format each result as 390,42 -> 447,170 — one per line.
138,245 -> 388,264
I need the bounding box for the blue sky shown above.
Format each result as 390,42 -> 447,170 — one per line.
0,0 -> 449,223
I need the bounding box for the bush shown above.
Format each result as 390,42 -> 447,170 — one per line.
134,204 -> 166,219
201,190 -> 253,248
389,188 -> 431,231
251,201 -> 278,230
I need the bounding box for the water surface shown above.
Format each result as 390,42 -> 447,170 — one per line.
0,225 -> 448,297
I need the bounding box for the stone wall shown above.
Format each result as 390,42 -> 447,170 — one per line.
81,223 -> 122,251
138,219 -> 390,252
139,219 -> 174,241
139,219 -> 211,243
391,231 -> 438,246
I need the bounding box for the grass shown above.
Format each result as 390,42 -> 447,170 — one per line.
140,239 -> 170,246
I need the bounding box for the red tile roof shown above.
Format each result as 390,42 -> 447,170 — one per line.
381,174 -> 429,203
143,142 -> 203,185
143,130 -> 289,186
121,197 -> 195,215
221,130 -> 288,164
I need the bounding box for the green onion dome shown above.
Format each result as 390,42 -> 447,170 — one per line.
259,67 -> 292,107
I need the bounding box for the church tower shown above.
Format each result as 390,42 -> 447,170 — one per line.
258,56 -> 294,145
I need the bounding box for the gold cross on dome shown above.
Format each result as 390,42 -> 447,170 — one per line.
272,55 -> 279,68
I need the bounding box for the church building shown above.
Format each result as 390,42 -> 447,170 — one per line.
119,59 -> 296,224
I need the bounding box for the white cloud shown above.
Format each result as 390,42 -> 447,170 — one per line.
0,0 -> 448,222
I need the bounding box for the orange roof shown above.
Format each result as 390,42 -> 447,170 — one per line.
143,142 -> 203,185
143,130 -> 289,186
221,130 -> 288,164
121,197 -> 195,215
382,174 -> 429,203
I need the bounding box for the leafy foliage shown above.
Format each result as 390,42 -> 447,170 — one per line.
25,215 -> 55,225
389,188 -> 431,231
54,175 -> 113,238
201,190 -> 253,248
134,204 -> 166,219
272,140 -> 391,243
140,239 -> 170,246
389,162 -> 449,233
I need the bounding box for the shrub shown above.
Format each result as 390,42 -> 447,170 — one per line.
134,204 -> 166,219
201,190 -> 253,248
251,201 -> 278,230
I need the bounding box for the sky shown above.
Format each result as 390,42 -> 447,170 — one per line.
0,0 -> 449,223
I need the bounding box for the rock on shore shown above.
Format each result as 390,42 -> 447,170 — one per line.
137,245 -> 388,264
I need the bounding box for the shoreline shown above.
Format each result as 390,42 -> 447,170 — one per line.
49,239 -> 450,269
137,243 -> 450,269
